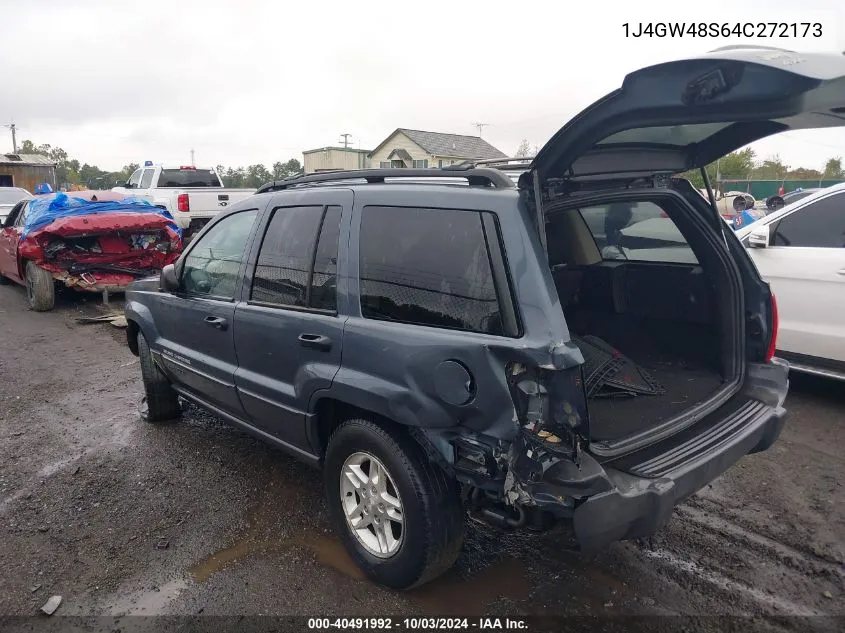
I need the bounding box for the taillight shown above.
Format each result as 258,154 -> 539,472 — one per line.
766,293 -> 779,363
177,193 -> 190,212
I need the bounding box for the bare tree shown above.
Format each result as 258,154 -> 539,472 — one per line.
515,139 -> 532,158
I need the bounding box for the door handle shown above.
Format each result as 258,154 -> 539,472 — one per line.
298,333 -> 332,351
837,269 -> 845,276
204,315 -> 228,331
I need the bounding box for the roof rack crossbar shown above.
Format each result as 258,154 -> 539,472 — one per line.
255,168 -> 514,193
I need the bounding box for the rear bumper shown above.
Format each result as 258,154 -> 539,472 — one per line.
570,359 -> 789,553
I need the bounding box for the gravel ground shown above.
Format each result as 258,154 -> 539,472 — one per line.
0,282 -> 843,630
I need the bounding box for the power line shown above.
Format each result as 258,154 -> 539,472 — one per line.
339,133 -> 352,149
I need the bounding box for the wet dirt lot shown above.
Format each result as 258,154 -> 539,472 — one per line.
1,283 -> 843,629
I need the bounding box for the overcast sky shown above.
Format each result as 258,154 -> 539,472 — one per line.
1,0 -> 843,172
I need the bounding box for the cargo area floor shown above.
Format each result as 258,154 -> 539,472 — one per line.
566,310 -> 726,443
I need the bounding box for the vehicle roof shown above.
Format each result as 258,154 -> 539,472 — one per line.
734,182 -> 845,238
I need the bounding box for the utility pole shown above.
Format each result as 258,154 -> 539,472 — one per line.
471,122 -> 489,137
339,133 -> 352,149
190,148 -> 195,166
4,121 -> 18,153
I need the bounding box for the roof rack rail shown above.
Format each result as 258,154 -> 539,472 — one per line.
449,157 -> 534,170
255,167 -> 514,194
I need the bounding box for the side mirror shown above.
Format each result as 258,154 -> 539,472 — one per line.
159,264 -> 179,292
748,225 -> 770,249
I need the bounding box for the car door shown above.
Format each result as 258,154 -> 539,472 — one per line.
154,207 -> 262,415
233,190 -> 350,453
0,200 -> 30,282
748,191 -> 845,364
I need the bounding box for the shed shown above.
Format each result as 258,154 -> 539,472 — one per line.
0,154 -> 57,193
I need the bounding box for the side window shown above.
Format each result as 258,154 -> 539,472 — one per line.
359,206 -> 504,335
181,210 -> 258,299
14,202 -> 30,227
251,205 -> 341,311
127,169 -> 143,189
772,195 -> 845,248
579,201 -> 699,264
139,169 -> 154,189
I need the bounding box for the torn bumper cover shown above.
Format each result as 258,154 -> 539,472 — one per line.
19,193 -> 182,291
506,358 -> 788,553
571,402 -> 785,553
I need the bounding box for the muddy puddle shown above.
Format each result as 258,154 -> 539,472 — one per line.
185,496 -> 533,615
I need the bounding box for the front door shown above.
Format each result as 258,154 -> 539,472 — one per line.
233,190 -> 349,452
0,201 -> 30,282
155,207 -> 261,415
749,191 -> 845,364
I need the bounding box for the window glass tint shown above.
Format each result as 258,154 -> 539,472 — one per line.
310,206 -> 342,311
773,194 -> 845,248
359,206 -> 503,335
579,201 -> 699,264
252,206 -> 323,307
157,169 -> 220,187
182,210 -> 258,299
140,169 -> 154,188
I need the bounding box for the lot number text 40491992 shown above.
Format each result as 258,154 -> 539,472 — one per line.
623,22 -> 823,38
307,618 -> 528,631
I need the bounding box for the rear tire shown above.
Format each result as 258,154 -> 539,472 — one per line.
25,261 -> 55,311
324,418 -> 465,589
137,333 -> 181,423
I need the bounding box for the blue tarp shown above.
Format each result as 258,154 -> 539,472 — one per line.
22,192 -> 181,240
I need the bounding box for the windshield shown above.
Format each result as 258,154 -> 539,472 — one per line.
0,188 -> 31,204
156,169 -> 221,188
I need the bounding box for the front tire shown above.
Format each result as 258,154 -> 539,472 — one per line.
324,418 -> 465,589
137,333 -> 181,423
25,261 -> 55,311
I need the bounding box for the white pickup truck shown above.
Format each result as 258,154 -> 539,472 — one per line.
112,163 -> 255,236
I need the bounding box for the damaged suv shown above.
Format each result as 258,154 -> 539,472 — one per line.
125,46 -> 845,588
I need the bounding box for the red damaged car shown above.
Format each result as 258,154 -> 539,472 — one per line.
0,190 -> 182,311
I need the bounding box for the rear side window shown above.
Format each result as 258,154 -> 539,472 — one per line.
251,205 -> 341,311
579,201 -> 699,265
772,194 -> 845,248
157,169 -> 220,187
359,206 -> 508,335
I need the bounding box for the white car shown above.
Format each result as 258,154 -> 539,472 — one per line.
735,182 -> 845,380
0,187 -> 33,225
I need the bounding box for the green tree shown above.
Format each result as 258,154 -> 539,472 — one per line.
245,164 -> 272,188
751,155 -> 789,180
823,157 -> 844,179
787,167 -> 822,180
272,159 -> 303,179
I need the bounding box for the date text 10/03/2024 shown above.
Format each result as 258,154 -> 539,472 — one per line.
307,618 -> 528,630
623,22 -> 823,38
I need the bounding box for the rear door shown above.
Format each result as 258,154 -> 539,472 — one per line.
154,207 -> 262,415
749,191 -> 845,364
233,189 -> 349,453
